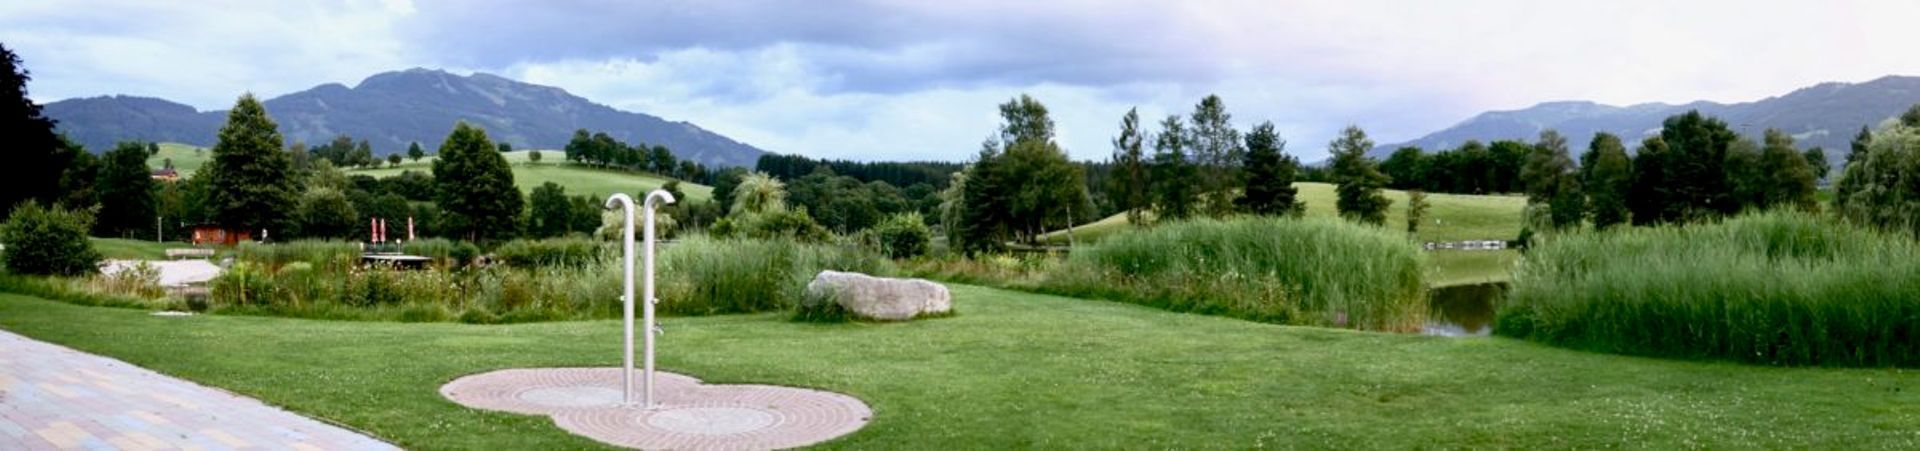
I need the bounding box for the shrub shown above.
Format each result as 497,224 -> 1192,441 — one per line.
493,237 -> 605,268
209,261 -> 275,306
866,212 -> 932,259
401,238 -> 478,268
1497,211 -> 1920,367
1,201 -> 101,276
1043,216 -> 1427,331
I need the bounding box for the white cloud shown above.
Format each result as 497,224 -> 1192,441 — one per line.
9,0 -> 1920,162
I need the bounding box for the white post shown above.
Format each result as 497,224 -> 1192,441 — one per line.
640,189 -> 676,409
603,194 -> 637,406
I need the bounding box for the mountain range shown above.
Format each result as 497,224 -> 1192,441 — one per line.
1377,75 -> 1920,163
42,68 -> 768,168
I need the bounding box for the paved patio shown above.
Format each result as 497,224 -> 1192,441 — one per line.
0,328 -> 395,450
443,367 -> 871,449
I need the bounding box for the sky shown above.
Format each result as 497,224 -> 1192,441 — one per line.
4,0 -> 1919,162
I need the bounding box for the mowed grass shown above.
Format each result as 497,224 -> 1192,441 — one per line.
1039,182 -> 1527,286
90,237 -> 178,260
353,150 -> 714,203
145,142 -> 211,175
1042,182 -> 1525,245
3,287 -> 1916,449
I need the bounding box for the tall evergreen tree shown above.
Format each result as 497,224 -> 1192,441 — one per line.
1237,121 -> 1302,216
527,181 -> 573,238
1522,130 -> 1582,229
1758,129 -> 1819,212
1108,108 -> 1150,225
1329,125 -> 1390,225
1659,110 -> 1739,219
1,43 -> 68,215
1150,115 -> 1196,221
203,94 -> 298,235
1584,133 -> 1634,229
1803,147 -> 1830,182
1187,95 -> 1242,216
407,141 -> 425,161
432,122 -> 523,242
1628,136 -> 1676,226
1835,124 -> 1876,211
1725,138 -> 1766,210
93,141 -> 158,237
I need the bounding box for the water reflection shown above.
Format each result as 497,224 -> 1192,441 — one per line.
1422,282 -> 1505,337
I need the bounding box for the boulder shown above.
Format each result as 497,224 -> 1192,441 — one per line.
803,271 -> 951,321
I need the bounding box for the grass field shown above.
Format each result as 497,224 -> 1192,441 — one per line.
1,287 -> 1913,448
145,142 -> 211,176
1039,183 -> 1527,286
352,150 -> 714,203
90,237 -> 180,260
1042,182 -> 1526,245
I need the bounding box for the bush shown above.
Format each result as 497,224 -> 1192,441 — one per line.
865,212 -> 932,259
235,240 -> 359,272
493,237 -> 605,268
1043,216 -> 1427,331
1,201 -> 102,276
658,235 -> 894,315
1497,211 -> 1920,367
401,238 -> 478,268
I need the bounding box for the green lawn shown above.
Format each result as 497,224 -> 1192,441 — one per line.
146,142 -> 211,176
353,150 -> 714,203
1,287 -> 1913,449
90,237 -> 179,260
1039,183 -> 1528,286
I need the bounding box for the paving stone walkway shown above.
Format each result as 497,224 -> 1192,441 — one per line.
0,328 -> 396,450
443,368 -> 871,449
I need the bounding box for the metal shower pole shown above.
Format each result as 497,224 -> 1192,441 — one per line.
640,189 -> 676,409
603,193 -> 637,406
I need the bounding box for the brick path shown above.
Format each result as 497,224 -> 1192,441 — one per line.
0,328 -> 396,450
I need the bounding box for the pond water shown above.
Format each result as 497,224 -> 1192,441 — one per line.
1422,282 -> 1505,337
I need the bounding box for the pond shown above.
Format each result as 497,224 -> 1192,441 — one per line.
1422,282 -> 1505,337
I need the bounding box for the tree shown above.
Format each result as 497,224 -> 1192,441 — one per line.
1835,125 -> 1876,211
974,95 -> 1089,243
407,141 -> 425,162
711,168 -> 749,213
1405,190 -> 1430,234
1238,121 -> 1302,216
528,150 -> 542,163
432,122 -> 523,242
498,142 -> 512,154
1758,129 -> 1819,212
1,43 -> 68,215
1835,123 -> 1920,236
202,94 -> 298,235
731,171 -> 788,215
1628,136 -> 1676,226
1380,147 -> 1429,190
526,182 -> 573,238
1108,108 -> 1150,225
1659,110 -> 1739,219
0,201 -> 100,276
93,141 -> 158,237
350,139 -> 374,168
1522,130 -> 1582,229
294,187 -> 357,239
648,145 -> 677,174
1329,125 -> 1390,225
1151,115 -> 1197,221
1803,147 -> 1830,182
387,153 -> 403,167
1584,133 -> 1634,229
1725,138 -> 1765,210
1187,94 -> 1242,216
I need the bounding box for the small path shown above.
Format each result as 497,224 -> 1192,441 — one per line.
0,328 -> 395,450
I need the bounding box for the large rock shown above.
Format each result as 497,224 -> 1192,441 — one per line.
803,271 -> 951,321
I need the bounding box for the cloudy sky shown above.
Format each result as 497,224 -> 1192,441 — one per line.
4,0 -> 1917,161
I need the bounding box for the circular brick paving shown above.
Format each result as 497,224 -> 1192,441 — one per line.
441,368 -> 871,449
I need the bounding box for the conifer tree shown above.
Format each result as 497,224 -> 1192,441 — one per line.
1237,121 -> 1302,216
203,94 -> 298,235
1329,125 -> 1390,225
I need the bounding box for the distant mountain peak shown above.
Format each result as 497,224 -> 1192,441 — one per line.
42,69 -> 767,168
1380,75 -> 1920,165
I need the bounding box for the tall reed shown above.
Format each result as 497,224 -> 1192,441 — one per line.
1498,211 -> 1920,367
1042,216 -> 1428,332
